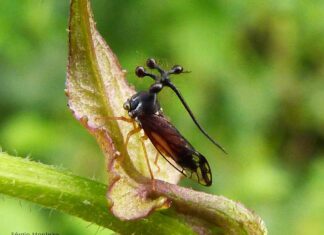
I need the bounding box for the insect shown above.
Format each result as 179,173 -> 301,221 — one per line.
118,59 -> 226,186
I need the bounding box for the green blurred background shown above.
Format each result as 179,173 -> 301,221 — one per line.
1,1 -> 323,234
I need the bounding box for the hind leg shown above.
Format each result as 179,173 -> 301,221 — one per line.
154,151 -> 160,173
140,135 -> 156,190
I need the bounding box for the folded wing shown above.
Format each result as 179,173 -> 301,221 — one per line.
139,114 -> 212,186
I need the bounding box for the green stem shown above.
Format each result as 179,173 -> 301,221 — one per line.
0,152 -> 195,235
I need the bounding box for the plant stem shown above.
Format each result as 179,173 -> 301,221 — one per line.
0,152 -> 195,235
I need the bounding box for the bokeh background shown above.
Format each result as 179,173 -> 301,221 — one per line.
1,1 -> 323,234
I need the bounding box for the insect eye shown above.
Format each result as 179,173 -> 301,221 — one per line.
135,66 -> 146,77
123,101 -> 130,110
172,65 -> 183,74
146,58 -> 157,69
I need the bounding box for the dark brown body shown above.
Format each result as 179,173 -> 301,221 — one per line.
138,113 -> 212,186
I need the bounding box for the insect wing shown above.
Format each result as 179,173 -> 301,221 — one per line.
181,151 -> 212,186
139,114 -> 212,186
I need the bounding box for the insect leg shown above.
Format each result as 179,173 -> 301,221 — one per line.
125,126 -> 142,148
109,116 -> 133,123
93,116 -> 133,130
141,135 -> 148,141
95,116 -> 133,123
140,135 -> 155,189
113,125 -> 141,164
139,133 -> 162,174
140,135 -> 154,179
154,151 -> 160,173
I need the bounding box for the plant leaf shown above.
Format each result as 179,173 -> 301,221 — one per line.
66,0 -> 181,220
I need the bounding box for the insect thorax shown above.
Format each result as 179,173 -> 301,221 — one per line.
127,91 -> 161,118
